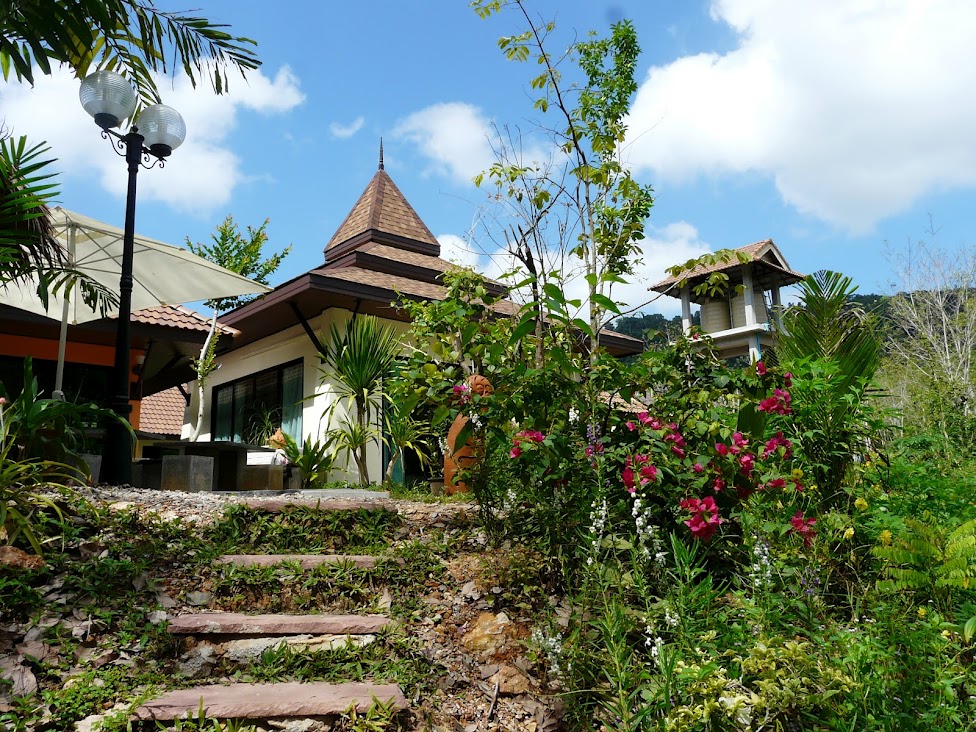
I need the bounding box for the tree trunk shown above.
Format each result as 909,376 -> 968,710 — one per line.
190,313 -> 219,441
384,447 -> 402,484
356,398 -> 369,485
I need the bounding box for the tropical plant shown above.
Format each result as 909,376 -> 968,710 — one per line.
1,0 -> 261,106
0,394 -> 75,554
383,397 -> 433,484
319,316 -> 402,485
0,357 -> 129,465
281,432 -> 337,490
872,516 -> 976,611
776,270 -> 885,500
778,270 -> 883,388
186,216 -> 290,440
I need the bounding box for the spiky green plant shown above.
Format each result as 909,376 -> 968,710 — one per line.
319,316 -> 402,484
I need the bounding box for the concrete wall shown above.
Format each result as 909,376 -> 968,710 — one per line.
182,310 -> 411,485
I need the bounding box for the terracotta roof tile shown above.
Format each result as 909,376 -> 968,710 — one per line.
139,386 -> 186,436
125,304 -> 237,335
649,240 -> 804,294
325,170 -> 438,251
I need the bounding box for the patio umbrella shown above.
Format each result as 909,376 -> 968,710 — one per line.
0,206 -> 271,395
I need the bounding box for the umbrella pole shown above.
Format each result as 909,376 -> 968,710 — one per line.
53,225 -> 76,402
53,298 -> 70,401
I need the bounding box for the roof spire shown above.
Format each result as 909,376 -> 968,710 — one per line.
378,138 -> 384,170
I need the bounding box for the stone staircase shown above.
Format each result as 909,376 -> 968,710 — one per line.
132,497 -> 404,728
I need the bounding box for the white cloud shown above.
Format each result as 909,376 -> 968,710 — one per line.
392,102 -> 495,183
329,116 -> 365,139
437,233 -> 483,269
559,221 -> 713,317
0,65 -> 304,215
625,0 -> 976,232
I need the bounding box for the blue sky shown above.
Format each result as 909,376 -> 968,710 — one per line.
4,0 -> 976,317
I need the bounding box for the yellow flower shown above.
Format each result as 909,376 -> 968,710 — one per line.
854,497 -> 869,510
791,468 -> 804,481
918,607 -> 927,619
879,530 -> 893,546
843,527 -> 855,540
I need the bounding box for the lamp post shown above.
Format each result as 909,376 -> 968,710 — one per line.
79,71 -> 186,485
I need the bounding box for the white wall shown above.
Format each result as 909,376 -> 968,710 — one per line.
182,309 -> 412,485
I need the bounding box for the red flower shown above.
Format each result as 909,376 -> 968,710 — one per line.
679,495 -> 724,541
765,477 -> 786,490
739,453 -> 756,476
692,462 -> 704,473
784,372 -> 793,388
640,464 -> 658,485
731,432 -> 748,447
715,443 -> 730,456
756,361 -> 767,376
762,432 -> 793,460
622,466 -> 636,494
790,511 -> 817,546
713,477 -> 726,492
671,445 -> 686,459
509,446 -> 522,459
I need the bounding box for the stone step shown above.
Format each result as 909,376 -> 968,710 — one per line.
216,554 -> 379,569
132,681 -> 406,721
240,498 -> 395,514
168,613 -> 390,636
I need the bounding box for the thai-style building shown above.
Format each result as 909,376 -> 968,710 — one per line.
649,240 -> 805,361
189,151 -> 643,483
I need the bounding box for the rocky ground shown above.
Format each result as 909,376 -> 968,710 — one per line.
0,486 -> 566,732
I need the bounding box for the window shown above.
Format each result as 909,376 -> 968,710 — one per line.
211,360 -> 303,443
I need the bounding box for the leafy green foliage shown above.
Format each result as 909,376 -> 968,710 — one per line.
873,517 -> 976,600
1,0 -> 261,106
281,432 -> 337,490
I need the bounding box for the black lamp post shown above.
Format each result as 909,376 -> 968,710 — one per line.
79,71 -> 186,485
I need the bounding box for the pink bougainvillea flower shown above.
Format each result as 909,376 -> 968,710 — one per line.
739,453 -> 756,476
715,443 -> 730,456
713,477 -> 726,492
692,462 -> 704,473
671,445 -> 686,459
793,479 -> 804,492
509,446 -> 522,459
762,432 -> 793,460
680,495 -> 723,541
766,477 -> 786,490
640,464 -> 658,484
784,372 -> 793,388
756,361 -> 767,376
622,466 -> 636,493
650,418 -> 664,430
515,430 -> 545,443
626,421 -> 637,432
732,432 -> 748,447
790,511 -> 817,546
757,389 -> 792,415
637,412 -> 652,425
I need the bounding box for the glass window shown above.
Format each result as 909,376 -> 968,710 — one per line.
211,359 -> 303,443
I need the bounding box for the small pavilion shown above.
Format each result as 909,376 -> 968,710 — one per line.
649,240 -> 805,361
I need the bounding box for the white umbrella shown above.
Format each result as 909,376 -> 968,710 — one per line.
0,206 -> 271,395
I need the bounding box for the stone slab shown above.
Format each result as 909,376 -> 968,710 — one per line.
240,498 -> 395,514
221,634 -> 376,662
132,681 -> 406,721
216,554 -> 378,569
167,613 -> 390,636
162,455 -> 214,493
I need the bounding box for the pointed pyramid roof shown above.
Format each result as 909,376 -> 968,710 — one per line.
324,152 -> 440,261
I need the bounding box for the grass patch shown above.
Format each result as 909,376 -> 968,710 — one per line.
209,560 -> 380,613
207,505 -> 398,554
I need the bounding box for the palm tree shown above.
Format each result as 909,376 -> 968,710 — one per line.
776,270 -> 884,500
320,316 -> 402,485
